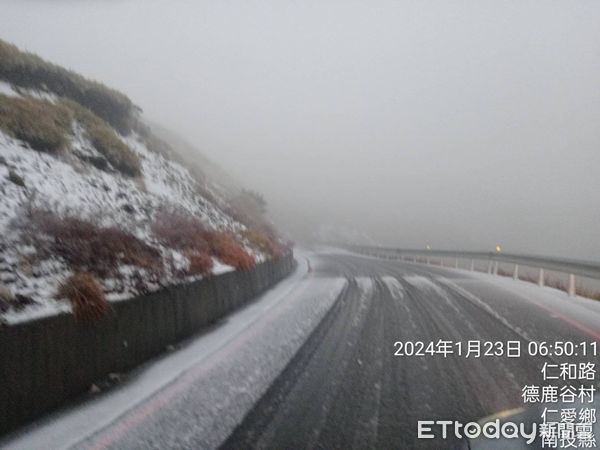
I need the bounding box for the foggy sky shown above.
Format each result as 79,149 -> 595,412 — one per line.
1,0 -> 599,259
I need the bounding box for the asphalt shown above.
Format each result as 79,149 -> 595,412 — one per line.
221,252 -> 600,449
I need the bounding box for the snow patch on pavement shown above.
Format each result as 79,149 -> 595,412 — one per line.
435,276 -> 535,342
381,275 -> 404,300
464,271 -> 600,337
403,274 -> 462,314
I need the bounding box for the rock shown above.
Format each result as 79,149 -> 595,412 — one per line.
122,203 -> 135,214
8,170 -> 25,188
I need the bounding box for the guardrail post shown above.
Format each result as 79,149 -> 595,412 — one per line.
568,274 -> 576,297
454,258 -> 458,268
440,258 -> 444,267
493,261 -> 498,275
470,259 -> 475,271
538,269 -> 545,287
513,264 -> 519,280
487,261 -> 493,274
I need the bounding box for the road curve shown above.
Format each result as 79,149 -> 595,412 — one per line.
3,249 -> 598,450
222,250 -> 600,449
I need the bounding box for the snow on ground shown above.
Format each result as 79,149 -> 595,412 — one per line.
0,80 -> 15,96
0,251 -> 346,450
0,119 -> 260,321
0,80 -> 57,102
459,271 -> 600,336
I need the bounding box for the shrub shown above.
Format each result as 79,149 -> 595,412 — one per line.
31,212 -> 163,279
151,209 -> 209,252
187,252 -> 213,276
242,229 -> 286,258
0,39 -> 136,134
0,94 -> 140,177
63,99 -> 141,177
58,272 -> 110,320
204,231 -> 255,270
0,94 -> 71,152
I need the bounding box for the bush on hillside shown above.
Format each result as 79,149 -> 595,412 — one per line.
151,209 -> 254,270
204,231 -> 255,270
0,94 -> 141,176
29,211 -> 163,279
151,208 -> 209,252
0,94 -> 71,153
242,229 -> 286,258
0,39 -> 136,134
187,252 -> 214,276
58,272 -> 110,320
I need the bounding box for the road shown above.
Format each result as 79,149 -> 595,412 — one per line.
3,248 -> 599,449
223,251 -> 600,449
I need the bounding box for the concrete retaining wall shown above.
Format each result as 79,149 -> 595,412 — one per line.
0,252 -> 295,435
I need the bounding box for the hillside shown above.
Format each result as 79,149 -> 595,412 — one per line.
0,39 -> 288,323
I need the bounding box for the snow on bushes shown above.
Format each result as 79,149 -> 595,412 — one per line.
27,211 -> 163,280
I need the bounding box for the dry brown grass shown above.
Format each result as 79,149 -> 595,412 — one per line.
151,209 -> 256,272
58,272 -> 110,320
151,209 -> 209,252
29,211 -> 163,279
0,94 -> 71,153
204,231 -> 255,270
242,229 -> 286,258
187,252 -> 213,276
0,94 -> 141,177
0,38 -> 135,134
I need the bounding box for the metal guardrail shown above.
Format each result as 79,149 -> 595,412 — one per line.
347,245 -> 600,297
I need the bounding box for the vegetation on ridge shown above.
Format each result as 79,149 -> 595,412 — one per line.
0,39 -> 137,134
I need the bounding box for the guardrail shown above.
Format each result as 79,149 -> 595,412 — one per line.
0,252 -> 295,435
347,245 -> 600,297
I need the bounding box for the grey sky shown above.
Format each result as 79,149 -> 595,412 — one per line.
1,0 -> 599,259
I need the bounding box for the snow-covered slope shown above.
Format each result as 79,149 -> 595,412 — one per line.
0,78 -> 280,323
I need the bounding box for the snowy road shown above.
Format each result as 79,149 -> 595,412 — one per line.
2,248 -> 600,449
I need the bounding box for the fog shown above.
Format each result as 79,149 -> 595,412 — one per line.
1,0 -> 599,259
